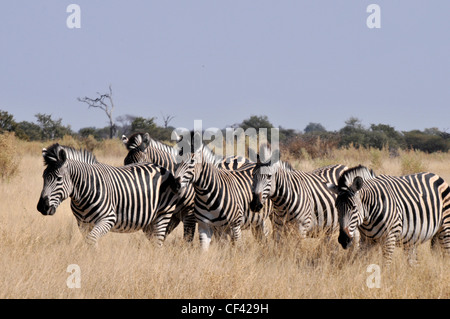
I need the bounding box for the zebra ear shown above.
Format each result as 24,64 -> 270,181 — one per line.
351,176 -> 364,192
42,147 -> 58,163
57,148 -> 67,164
327,183 -> 339,194
142,133 -> 151,145
121,135 -> 129,145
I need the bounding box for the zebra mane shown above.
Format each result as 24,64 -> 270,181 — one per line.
43,143 -> 98,167
148,137 -> 178,157
338,165 -> 376,190
254,143 -> 285,173
277,160 -> 294,172
124,132 -> 178,156
198,143 -> 222,165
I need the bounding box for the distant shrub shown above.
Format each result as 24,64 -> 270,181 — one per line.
96,138 -> 127,158
368,147 -> 390,172
401,151 -> 427,175
0,132 -> 20,181
80,135 -> 99,152
56,135 -> 83,149
282,134 -> 339,160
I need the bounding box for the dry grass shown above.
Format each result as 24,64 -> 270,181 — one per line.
1,144 -> 450,299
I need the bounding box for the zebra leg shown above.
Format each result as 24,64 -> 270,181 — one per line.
182,210 -> 197,242
77,221 -> 93,239
145,212 -> 173,246
198,221 -> 213,251
230,220 -> 243,247
165,213 -> 181,237
85,217 -> 115,246
381,232 -> 398,265
433,224 -> 450,256
272,214 -> 285,243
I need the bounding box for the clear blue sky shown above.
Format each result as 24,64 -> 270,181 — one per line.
1,1 -> 449,133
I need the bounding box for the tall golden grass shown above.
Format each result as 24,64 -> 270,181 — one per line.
1,136 -> 449,299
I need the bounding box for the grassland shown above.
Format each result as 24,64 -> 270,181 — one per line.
1,137 -> 449,299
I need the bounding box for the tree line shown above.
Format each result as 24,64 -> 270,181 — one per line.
0,110 -> 449,155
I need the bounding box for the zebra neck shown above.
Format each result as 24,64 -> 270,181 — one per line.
146,148 -> 176,172
271,168 -> 290,201
148,139 -> 177,157
68,161 -> 107,208
358,186 -> 378,223
193,161 -> 221,197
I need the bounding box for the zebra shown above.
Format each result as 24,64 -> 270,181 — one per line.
122,131 -> 254,242
172,137 -> 272,250
327,165 -> 450,264
37,143 -> 180,246
122,132 -> 179,171
122,132 -> 196,241
249,145 -> 347,241
311,164 -> 348,187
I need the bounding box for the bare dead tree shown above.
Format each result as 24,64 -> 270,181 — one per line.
161,112 -> 175,129
77,85 -> 117,138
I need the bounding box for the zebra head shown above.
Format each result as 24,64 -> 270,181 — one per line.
122,132 -> 150,165
250,145 -> 279,212
174,152 -> 196,190
37,144 -> 74,216
174,131 -> 202,190
328,165 -> 374,249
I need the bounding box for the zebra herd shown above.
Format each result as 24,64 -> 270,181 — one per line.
37,132 -> 450,264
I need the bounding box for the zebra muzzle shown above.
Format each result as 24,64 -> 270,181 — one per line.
250,193 -> 263,212
338,227 -> 353,249
37,196 -> 56,216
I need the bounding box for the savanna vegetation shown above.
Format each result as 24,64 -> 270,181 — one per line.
1,130 -> 449,299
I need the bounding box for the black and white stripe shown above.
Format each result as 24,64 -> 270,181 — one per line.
250,147 -> 345,241
174,141 -> 271,250
37,143 -> 180,246
311,164 -> 348,187
122,132 -> 196,241
122,132 -> 255,242
328,165 -> 450,263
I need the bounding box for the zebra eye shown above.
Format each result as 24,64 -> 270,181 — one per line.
56,176 -> 63,182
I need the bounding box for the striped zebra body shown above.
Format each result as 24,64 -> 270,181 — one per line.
122,132 -> 253,242
251,158 -> 344,241
311,164 -> 348,186
37,144 -> 179,246
123,133 -> 178,171
174,142 -> 271,250
123,132 -> 196,241
329,165 -> 450,263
